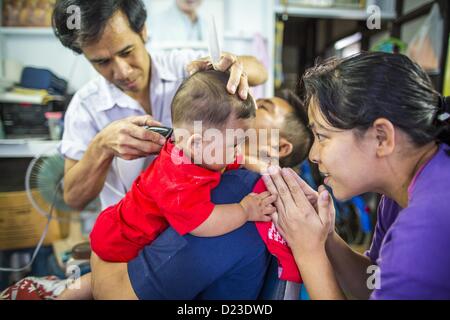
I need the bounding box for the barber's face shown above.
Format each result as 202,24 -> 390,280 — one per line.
176,0 -> 203,13
81,11 -> 150,96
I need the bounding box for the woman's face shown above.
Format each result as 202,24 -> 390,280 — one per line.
307,100 -> 380,201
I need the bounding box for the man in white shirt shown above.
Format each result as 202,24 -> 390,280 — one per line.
52,0 -> 268,210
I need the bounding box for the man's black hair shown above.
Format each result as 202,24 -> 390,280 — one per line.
275,89 -> 313,168
52,0 -> 147,54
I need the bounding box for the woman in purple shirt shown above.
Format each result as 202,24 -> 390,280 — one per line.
263,52 -> 450,300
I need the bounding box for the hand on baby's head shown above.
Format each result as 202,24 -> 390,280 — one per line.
240,191 -> 277,222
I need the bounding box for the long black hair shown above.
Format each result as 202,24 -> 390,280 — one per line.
302,52 -> 450,152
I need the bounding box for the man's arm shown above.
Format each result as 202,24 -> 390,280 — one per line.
237,55 -> 268,86
63,115 -> 165,210
63,142 -> 112,210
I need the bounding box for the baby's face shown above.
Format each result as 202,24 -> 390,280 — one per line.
199,117 -> 253,172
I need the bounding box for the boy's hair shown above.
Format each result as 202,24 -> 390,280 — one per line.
172,70 -> 256,128
276,89 -> 313,168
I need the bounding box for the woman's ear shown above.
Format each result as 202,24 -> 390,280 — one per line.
279,137 -> 293,158
372,118 -> 395,157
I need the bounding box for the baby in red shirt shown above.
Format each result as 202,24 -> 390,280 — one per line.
58,71 -> 302,300
90,70 -> 277,262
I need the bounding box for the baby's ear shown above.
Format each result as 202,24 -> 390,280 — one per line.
187,133 -> 203,158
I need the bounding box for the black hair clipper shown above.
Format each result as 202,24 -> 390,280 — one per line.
144,125 -> 173,139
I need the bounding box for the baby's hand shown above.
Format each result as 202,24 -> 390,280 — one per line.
240,191 -> 277,222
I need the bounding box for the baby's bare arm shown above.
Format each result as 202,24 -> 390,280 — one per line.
190,192 -> 276,237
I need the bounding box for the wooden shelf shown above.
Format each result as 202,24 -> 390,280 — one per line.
148,33 -> 260,50
274,5 -> 396,20
148,40 -> 208,51
0,139 -> 60,158
224,32 -> 257,41
0,27 -> 54,36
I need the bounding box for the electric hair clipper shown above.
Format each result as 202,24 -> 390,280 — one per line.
144,126 -> 173,139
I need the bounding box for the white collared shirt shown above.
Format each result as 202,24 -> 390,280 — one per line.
60,49 -> 204,209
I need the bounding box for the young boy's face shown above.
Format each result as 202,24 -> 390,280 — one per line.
195,117 -> 253,172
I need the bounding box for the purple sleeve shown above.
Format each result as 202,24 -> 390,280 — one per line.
369,203 -> 450,300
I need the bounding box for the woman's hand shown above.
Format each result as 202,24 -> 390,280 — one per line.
284,167 -> 320,210
262,166 -> 336,258
285,167 -> 336,237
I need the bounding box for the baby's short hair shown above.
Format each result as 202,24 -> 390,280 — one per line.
171,70 -> 256,129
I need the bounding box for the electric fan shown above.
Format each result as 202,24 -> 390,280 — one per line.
0,144 -> 99,272
25,145 -> 100,219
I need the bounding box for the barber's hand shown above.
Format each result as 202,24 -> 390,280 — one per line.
262,166 -> 336,258
240,191 -> 276,222
98,115 -> 166,161
187,52 -> 249,100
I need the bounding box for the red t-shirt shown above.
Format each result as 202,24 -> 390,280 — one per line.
90,141 -> 222,262
253,179 -> 302,283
